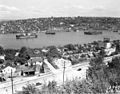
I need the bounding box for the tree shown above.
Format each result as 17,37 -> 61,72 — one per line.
87,55 -> 110,93
64,79 -> 93,94
113,40 -> 120,53
4,49 -> 18,61
46,46 -> 61,58
0,46 -> 4,55
22,84 -> 38,94
0,59 -> 4,64
106,57 -> 120,92
41,81 -> 58,94
19,47 -> 28,54
5,54 -> 15,61
99,48 -> 106,57
64,44 -> 75,51
19,47 -> 31,61
87,55 -> 120,93
14,57 -> 27,65
47,81 -> 57,94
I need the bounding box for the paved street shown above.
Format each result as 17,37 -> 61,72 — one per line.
1,54 -> 120,94
0,61 -> 89,94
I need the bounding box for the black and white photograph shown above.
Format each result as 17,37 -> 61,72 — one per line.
0,0 -> 120,94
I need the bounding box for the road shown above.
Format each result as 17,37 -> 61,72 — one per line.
0,61 -> 89,94
1,54 -> 120,94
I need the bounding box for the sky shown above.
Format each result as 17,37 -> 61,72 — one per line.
0,0 -> 120,20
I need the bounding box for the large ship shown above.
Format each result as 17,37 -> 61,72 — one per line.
84,30 -> 102,35
45,28 -> 56,35
113,30 -> 118,32
45,31 -> 55,35
16,32 -> 38,39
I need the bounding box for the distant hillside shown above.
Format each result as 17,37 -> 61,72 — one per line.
0,16 -> 120,34
0,19 -> 11,22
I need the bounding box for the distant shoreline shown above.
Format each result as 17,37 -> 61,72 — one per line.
1,16 -> 120,22
0,16 -> 120,34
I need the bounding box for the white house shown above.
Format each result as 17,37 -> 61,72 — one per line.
2,66 -> 16,75
105,42 -> 112,49
53,58 -> 71,69
35,61 -> 43,73
0,55 -> 5,60
15,52 -> 19,56
104,47 -> 116,56
42,49 -> 49,53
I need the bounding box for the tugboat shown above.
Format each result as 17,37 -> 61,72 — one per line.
84,30 -> 102,35
16,32 -> 38,39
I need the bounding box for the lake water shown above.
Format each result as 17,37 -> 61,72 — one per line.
0,31 -> 120,49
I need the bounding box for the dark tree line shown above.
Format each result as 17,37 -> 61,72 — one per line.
87,55 -> 120,93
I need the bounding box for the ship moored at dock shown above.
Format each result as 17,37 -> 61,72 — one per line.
16,32 -> 38,39
45,31 -> 55,35
84,30 -> 102,35
45,27 -> 56,35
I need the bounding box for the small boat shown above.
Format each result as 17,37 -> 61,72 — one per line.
84,30 -> 102,35
16,32 -> 38,39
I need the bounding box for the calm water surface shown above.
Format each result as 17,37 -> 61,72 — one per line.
0,31 -> 120,49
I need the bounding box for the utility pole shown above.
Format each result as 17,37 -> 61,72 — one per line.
11,69 -> 14,94
63,60 -> 65,87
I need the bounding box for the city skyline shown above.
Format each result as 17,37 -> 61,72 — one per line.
0,0 -> 120,20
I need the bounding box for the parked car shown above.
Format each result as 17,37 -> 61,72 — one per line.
77,68 -> 82,71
